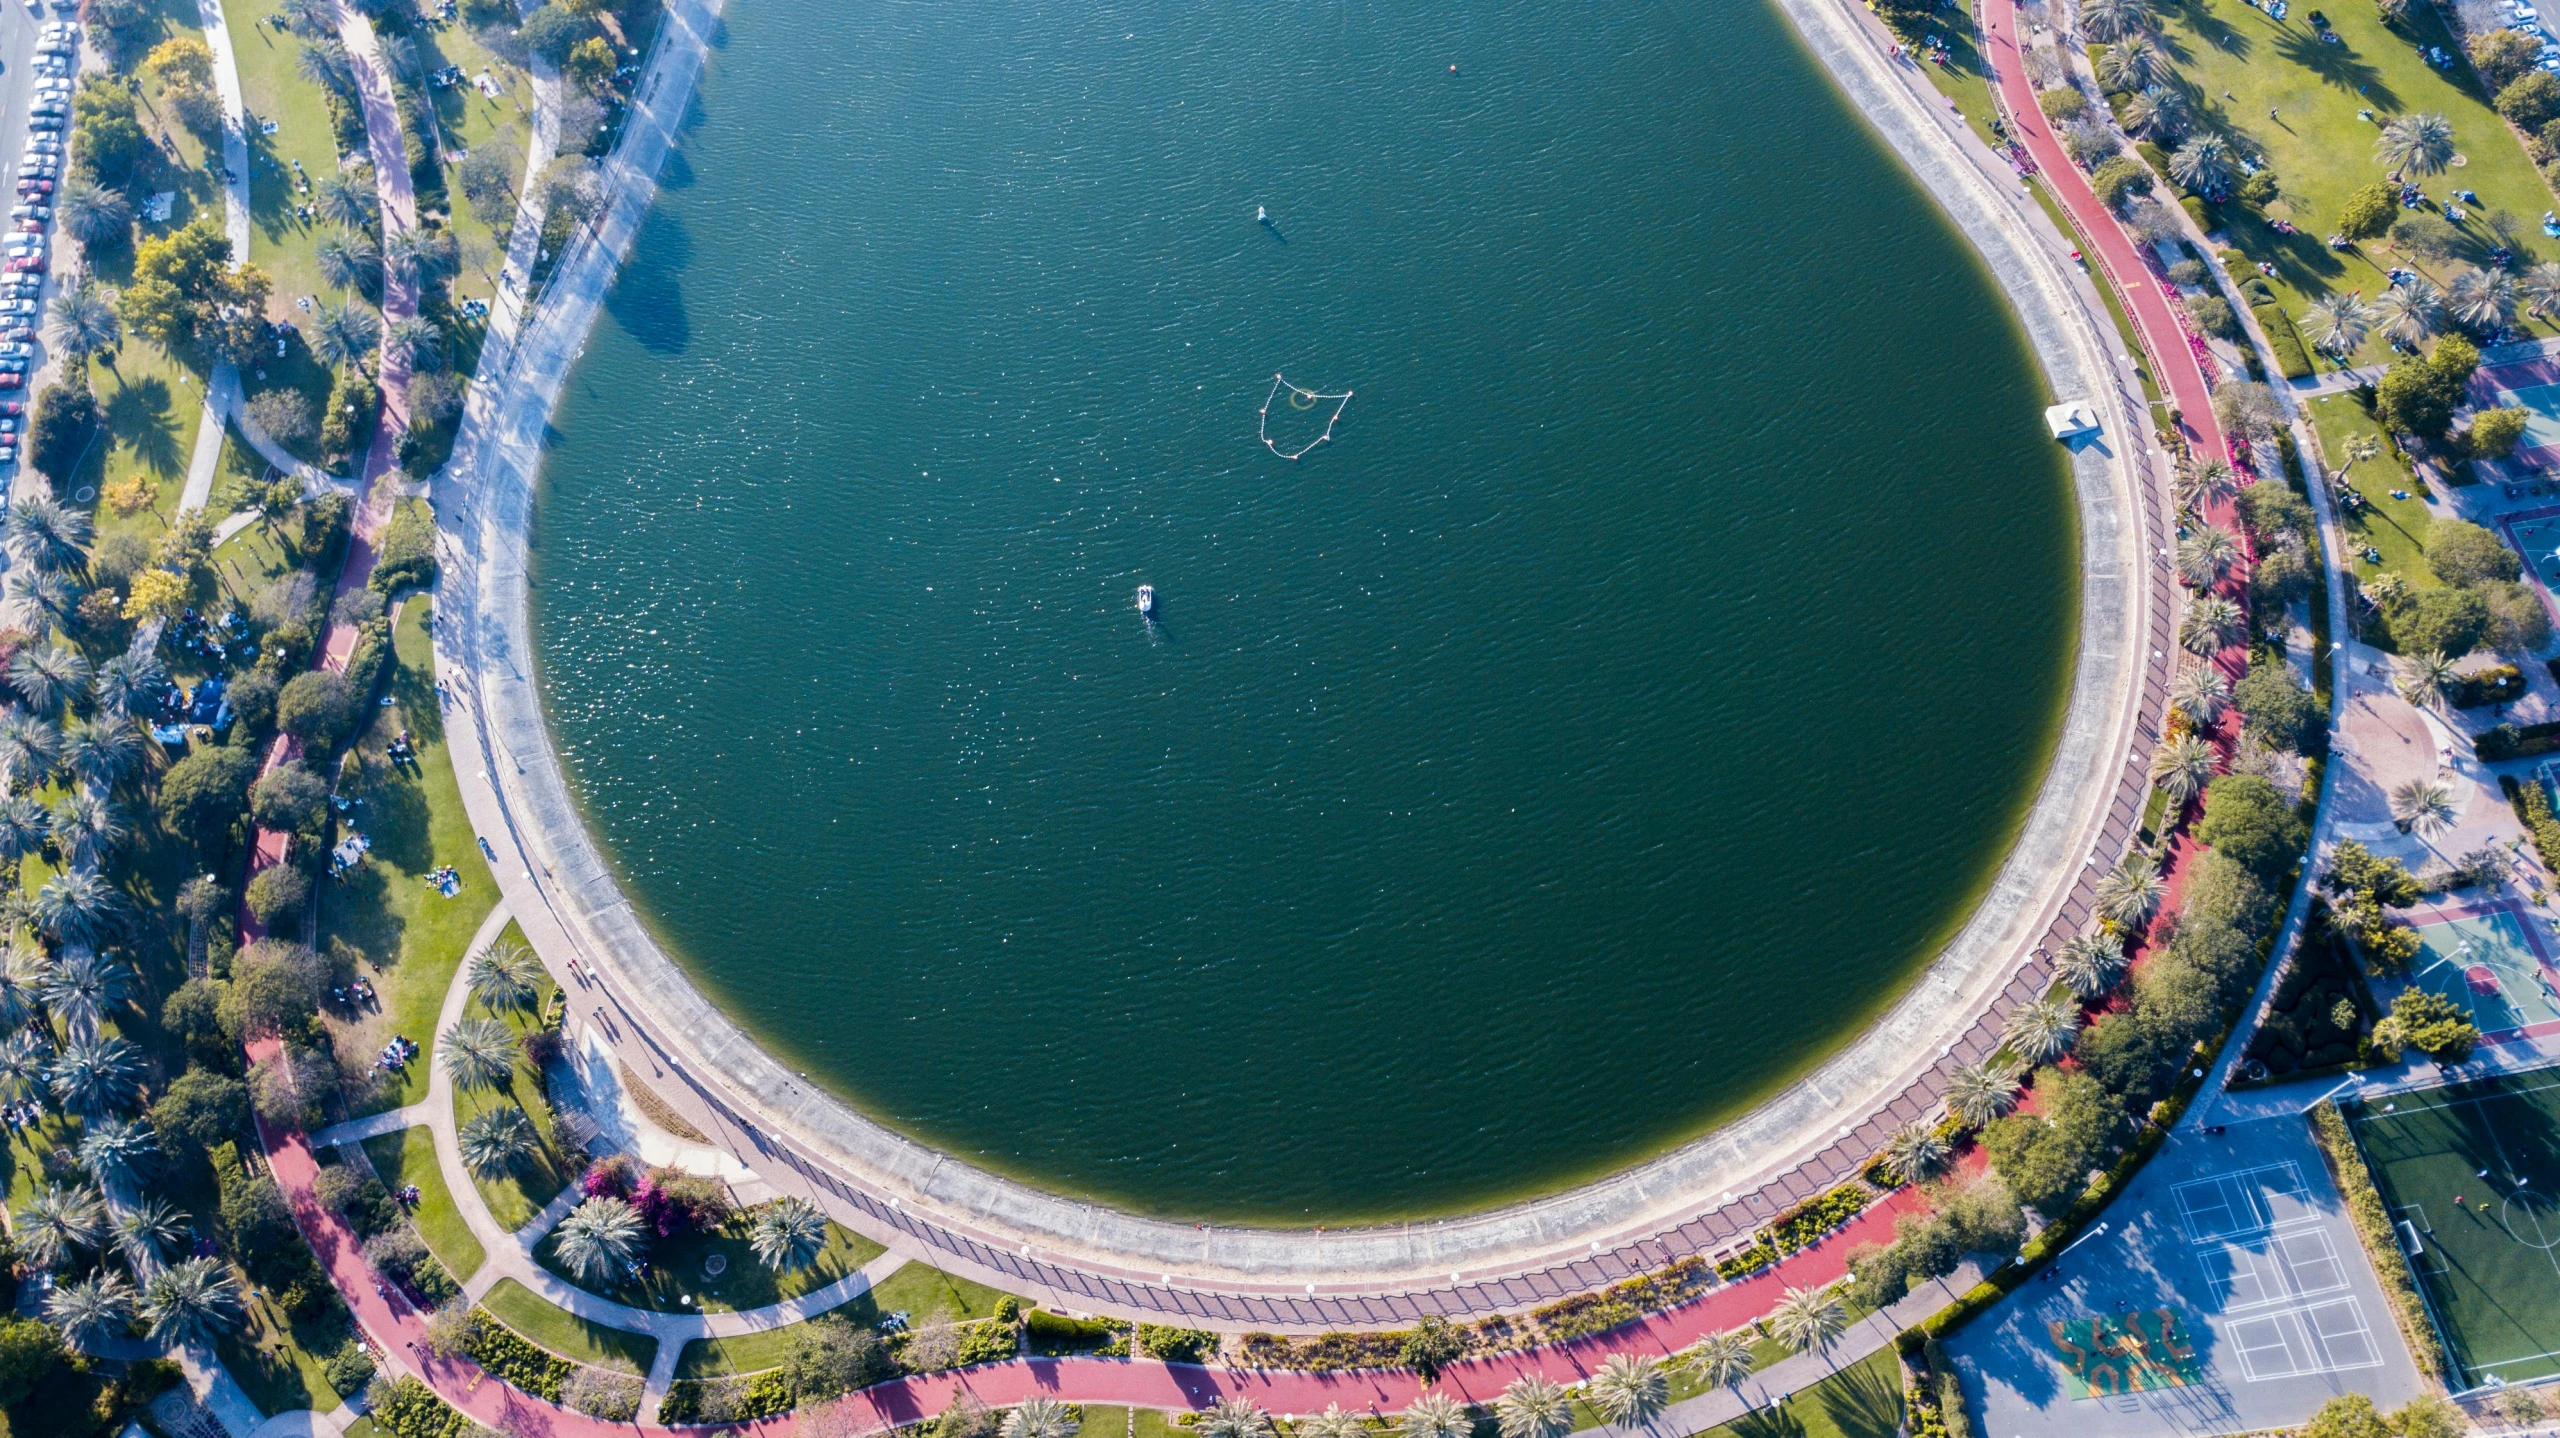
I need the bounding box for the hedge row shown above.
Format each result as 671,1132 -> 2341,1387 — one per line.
2449,663 -> 2526,707
1133,1324 -> 1218,1364
2253,302 -> 2313,379
365,1377 -> 473,1438
2476,719 -> 2560,761
1231,1329 -> 1408,1372
1771,1184 -> 1870,1254
1530,1254 -> 1715,1342
462,1312 -> 571,1402
658,1371 -> 793,1427
1025,1309 -> 1125,1356
2307,1100 -> 2447,1381
2505,774 -> 2560,875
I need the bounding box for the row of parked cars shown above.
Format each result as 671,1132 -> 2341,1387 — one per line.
0,19 -> 79,462
2503,0 -> 2560,71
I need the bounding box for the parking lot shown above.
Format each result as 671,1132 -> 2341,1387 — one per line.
0,0 -> 86,472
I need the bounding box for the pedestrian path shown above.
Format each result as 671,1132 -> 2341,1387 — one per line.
310,1102 -> 431,1150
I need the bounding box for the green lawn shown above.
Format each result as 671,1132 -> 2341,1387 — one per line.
1907,17 -> 2004,149
847,1263 -> 1018,1327
85,339 -> 201,521
449,994 -> 574,1230
1674,1348 -> 1905,1438
674,1295 -> 871,1378
2150,0 -> 2560,364
2308,392 -> 2444,600
230,0 -> 361,312
481,1278 -> 659,1373
214,1289 -> 347,1416
537,1217 -> 885,1314
321,593 -> 504,1113
415,14 -> 535,314
361,1125 -> 487,1282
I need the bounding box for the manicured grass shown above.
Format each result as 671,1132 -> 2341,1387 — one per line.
87,339 -> 201,521
537,1216 -> 885,1314
2308,392 -> 2443,597
215,1288 -> 347,1416
846,1263 -> 1018,1328
321,594 -> 504,1113
1680,1347 -> 1905,1438
361,1124 -> 487,1282
674,1294 -> 872,1378
481,1278 -> 659,1373
230,0 -> 361,312
415,14 -> 534,315
449,996 -> 574,1230
1908,18 -> 2004,149
2150,0 -> 2560,364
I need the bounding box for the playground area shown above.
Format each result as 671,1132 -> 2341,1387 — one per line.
2348,1067 -> 2560,1387
2403,907 -> 2560,1039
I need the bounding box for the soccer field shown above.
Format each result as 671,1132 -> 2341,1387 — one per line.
2350,1070 -> 2560,1387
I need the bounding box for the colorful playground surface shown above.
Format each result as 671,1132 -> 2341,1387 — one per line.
2048,1310 -> 2204,1398
2486,358 -> 2560,470
2406,905 -> 2560,1037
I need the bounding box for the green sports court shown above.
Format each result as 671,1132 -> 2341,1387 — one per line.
2349,1069 -> 2560,1387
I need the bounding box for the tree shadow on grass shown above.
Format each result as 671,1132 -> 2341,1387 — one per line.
103,376 -> 184,477
318,856 -> 406,969
2272,26 -> 2392,98
1816,1358 -> 1906,1438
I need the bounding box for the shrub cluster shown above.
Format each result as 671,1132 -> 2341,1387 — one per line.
1132,1324 -> 1219,1364
2448,662 -> 2527,707
1025,1309 -> 1125,1356
2239,905 -> 2372,1080
659,1371 -> 793,1426
1769,1184 -> 1869,1253
1527,1254 -> 1715,1342
2308,1101 -> 2446,1379
2506,773 -> 2560,874
365,1376 -> 474,1438
458,1312 -> 571,1401
1231,1329 -> 1409,1372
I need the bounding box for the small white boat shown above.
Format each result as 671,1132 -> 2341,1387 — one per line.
1256,205 -> 1269,223
1136,584 -> 1156,617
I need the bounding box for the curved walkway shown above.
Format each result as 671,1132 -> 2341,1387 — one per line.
418,0 -> 2174,1326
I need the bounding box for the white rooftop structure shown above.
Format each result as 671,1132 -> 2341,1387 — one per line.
2045,401 -> 2102,441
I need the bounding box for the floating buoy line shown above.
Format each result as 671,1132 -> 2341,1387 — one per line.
1258,374 -> 1352,460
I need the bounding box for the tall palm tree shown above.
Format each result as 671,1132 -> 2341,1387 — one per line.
2449,266 -> 2518,330
2055,932 -> 2131,1000
0,796 -> 46,869
466,940 -> 543,1015
313,169 -> 377,230
77,1116 -> 157,1189
2180,596 -> 2244,656
142,1257 -> 244,1343
2396,650 -> 2459,712
314,230 -> 381,292
90,654 -> 166,721
1681,1329 -> 1757,1391
2122,84 -> 2192,139
2095,852 -> 2167,929
1300,1407 -> 1368,1438
2377,112 -> 2457,176
0,944 -> 40,1032
1399,1393 -> 1473,1438
14,1183 -> 102,1269
62,718 -> 144,793
1001,1399 -> 1080,1438
295,37 -> 354,94
2003,994 -> 2082,1065
1883,1121 -> 1950,1183
2097,37 -> 2163,92
2303,292 -> 2374,357
45,1271 -> 132,1350
44,953 -> 136,1042
49,793 -> 129,872
48,1035 -> 143,1118
2377,278 -> 2445,346
115,1195 -> 188,1270
0,712 -> 59,791
2151,733 -> 2219,810
385,314 -> 446,370
10,645 -> 91,715
748,1195 -> 828,1273
1945,1059 -> 2020,1127
2172,459 -> 2238,512
457,1104 -> 538,1179
1494,1375 -> 1574,1438
1587,1354 -> 1668,1429
2176,525 -> 2242,588
0,1031 -> 51,1106
5,497 -> 91,574
36,872 -> 129,951
2391,778 -> 2457,836
2169,134 -> 2237,193
2081,0 -> 2156,39
7,570 -> 79,634
2170,665 -> 2230,727
45,280 -> 119,364
439,1017 -> 518,1091
1768,1286 -> 1849,1356
1197,1400 -> 1271,1438
2524,262 -> 2560,318
310,299 -> 382,370
51,181 -> 125,247
552,1195 -> 646,1285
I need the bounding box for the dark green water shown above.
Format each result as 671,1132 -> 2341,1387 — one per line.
529,0 -> 2077,1222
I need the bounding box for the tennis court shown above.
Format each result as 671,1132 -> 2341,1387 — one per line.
2349,1069 -> 2560,1386
2406,909 -> 2560,1037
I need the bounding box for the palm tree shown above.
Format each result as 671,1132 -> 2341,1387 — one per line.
2176,525 -> 2241,588
466,940 -> 543,1014
2449,266 -> 2517,330
46,280 -> 119,363
0,796 -> 46,869
2396,650 -> 2459,712
0,944 -> 40,1032
114,1195 -> 188,1270
1399,1393 -> 1473,1438
6,497 -> 91,574
1883,1121 -> 1950,1183
2097,37 -> 2163,92
310,299 -> 382,370
386,314 -> 446,370
14,1183 -> 102,1269
1300,1407 -> 1368,1438
2151,733 -> 2218,810
2055,932 -> 2130,999
2377,112 -> 2457,176
142,1257 -> 244,1343
2524,262 -> 2560,318
1681,1329 -> 1757,1392
1768,1285 -> 1849,1355
2391,777 -> 2457,836
2122,84 -> 2192,139
438,1017 -> 517,1091
2169,665 -> 2230,727
747,1195 -> 828,1272
1586,1354 -> 1668,1429
1001,1399 -> 1081,1438
2172,459 -> 2238,512
2377,278 -> 2445,346
551,1195 -> 646,1285
45,953 -> 137,1043
48,1036 -> 143,1118
62,718 -> 144,793
1494,1375 -> 1574,1438
1945,1059 -> 2021,1127
314,230 -> 380,292
384,227 -> 457,286
0,712 -> 59,791
7,570 -> 79,636
90,654 -> 166,721
2180,596 -> 2244,655
2003,994 -> 2082,1065
313,169 -> 377,229
2081,0 -> 2155,38
457,1104 -> 537,1179
52,184 -> 128,251
1197,1400 -> 1271,1438
36,872 -> 129,951
2304,292 -> 2374,357
2169,134 -> 2237,194
0,1031 -> 50,1106
10,645 -> 90,714
50,793 -> 129,872
78,1116 -> 157,1189
45,1272 -> 132,1350
2095,852 -> 2167,929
